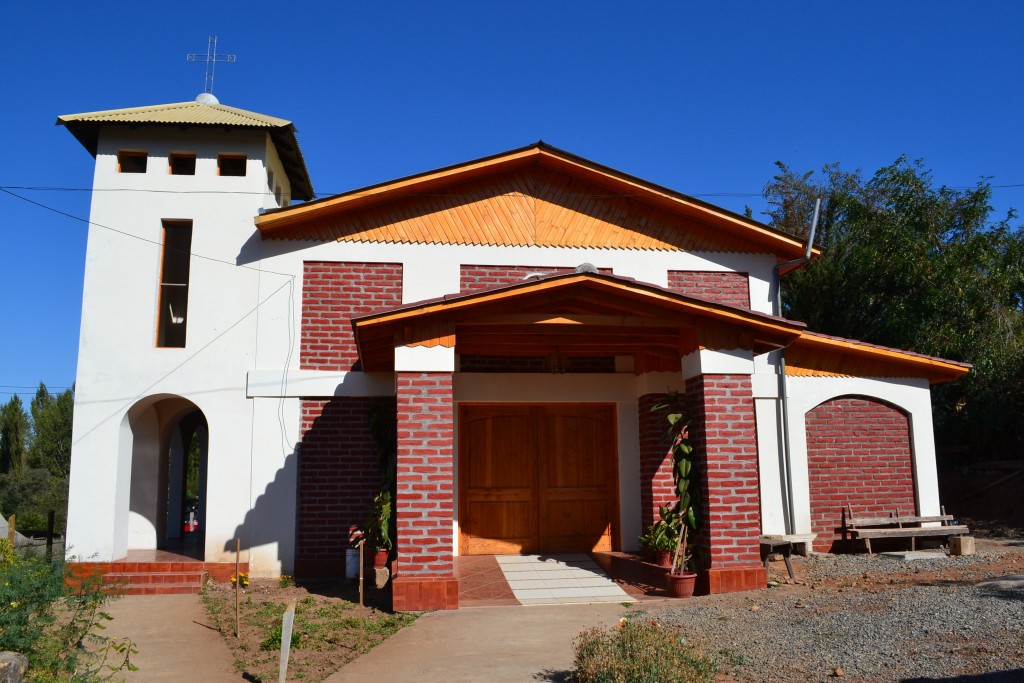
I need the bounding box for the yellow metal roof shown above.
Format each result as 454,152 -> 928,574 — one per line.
57,101 -> 292,127
57,100 -> 314,200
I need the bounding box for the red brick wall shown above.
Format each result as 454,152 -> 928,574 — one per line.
395,372 -> 454,576
806,397 -> 915,551
300,262 -> 403,371
460,265 -> 612,293
295,397 -> 394,577
668,271 -> 750,308
638,393 -> 676,528
685,375 -> 761,570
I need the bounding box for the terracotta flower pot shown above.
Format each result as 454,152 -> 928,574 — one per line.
666,571 -> 697,598
653,550 -> 673,568
372,548 -> 389,569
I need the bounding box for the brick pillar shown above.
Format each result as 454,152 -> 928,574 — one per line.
638,393 -> 676,528
686,374 -> 766,594
392,372 -> 458,611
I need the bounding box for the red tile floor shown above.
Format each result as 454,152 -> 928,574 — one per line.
456,552 -> 672,607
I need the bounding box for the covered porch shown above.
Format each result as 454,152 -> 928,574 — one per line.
352,271 -> 805,610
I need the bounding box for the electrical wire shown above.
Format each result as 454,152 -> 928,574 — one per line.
3,182 -> 1023,197
0,188 -> 294,279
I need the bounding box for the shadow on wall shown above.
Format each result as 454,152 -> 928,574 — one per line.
232,396 -> 393,580
223,450 -> 297,570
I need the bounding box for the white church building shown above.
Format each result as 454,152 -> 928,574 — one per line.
60,94 -> 968,609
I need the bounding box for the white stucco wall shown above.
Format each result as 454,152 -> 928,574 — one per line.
67,127 -> 300,574
69,118 -> 941,576
751,373 -> 940,538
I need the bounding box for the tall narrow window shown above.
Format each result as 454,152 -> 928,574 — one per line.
157,220 -> 193,348
218,154 -> 246,176
118,151 -> 148,173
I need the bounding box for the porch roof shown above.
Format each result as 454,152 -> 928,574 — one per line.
785,331 -> 972,385
351,271 -> 806,372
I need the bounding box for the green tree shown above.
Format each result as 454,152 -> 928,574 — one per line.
764,157 -> 1024,459
28,384 -> 75,478
0,395 -> 30,477
0,384 -> 74,533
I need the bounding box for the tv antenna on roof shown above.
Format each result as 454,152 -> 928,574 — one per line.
186,35 -> 236,98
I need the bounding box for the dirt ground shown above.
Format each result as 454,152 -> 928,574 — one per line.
199,528 -> 1024,683
201,577 -> 413,683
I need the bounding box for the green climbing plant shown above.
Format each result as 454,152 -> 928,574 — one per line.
652,391 -> 700,574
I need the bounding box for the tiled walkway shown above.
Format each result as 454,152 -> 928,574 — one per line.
457,552 -> 672,606
497,554 -> 634,605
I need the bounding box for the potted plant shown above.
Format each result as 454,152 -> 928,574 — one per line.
364,490 -> 393,568
653,392 -> 700,598
639,504 -> 680,568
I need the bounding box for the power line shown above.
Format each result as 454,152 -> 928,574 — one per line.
0,385 -> 72,390
3,181 -> 1024,198
0,188 -> 294,279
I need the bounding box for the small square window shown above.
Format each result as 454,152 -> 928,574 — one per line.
218,154 -> 246,177
118,151 -> 147,174
169,153 -> 197,175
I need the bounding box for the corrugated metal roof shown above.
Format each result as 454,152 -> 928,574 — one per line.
57,101 -> 291,128
57,100 -> 314,201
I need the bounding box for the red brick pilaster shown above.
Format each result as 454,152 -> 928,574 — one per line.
638,393 -> 676,528
686,374 -> 765,594
392,372 -> 458,610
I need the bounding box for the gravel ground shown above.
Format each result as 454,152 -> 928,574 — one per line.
638,542 -> 1024,682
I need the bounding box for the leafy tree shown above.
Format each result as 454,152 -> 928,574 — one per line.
764,157 -> 1024,459
29,384 -> 75,478
0,395 -> 30,477
0,384 -> 74,533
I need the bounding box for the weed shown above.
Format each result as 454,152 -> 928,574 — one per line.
0,552 -> 137,681
261,622 -> 301,651
572,617 -> 717,683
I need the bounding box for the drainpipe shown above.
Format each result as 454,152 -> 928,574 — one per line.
772,199 -> 820,535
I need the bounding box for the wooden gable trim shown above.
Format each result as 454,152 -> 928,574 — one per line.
352,274 -> 805,370
355,275 -> 802,337
785,333 -> 971,385
256,144 -> 815,259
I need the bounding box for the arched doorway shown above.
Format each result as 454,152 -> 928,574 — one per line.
122,395 -> 209,560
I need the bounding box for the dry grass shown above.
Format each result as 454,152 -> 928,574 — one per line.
201,579 -> 415,682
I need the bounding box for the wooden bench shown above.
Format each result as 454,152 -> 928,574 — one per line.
759,537 -> 796,579
841,504 -> 969,555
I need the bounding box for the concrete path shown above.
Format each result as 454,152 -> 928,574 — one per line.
325,602 -> 632,683
102,594 -> 241,681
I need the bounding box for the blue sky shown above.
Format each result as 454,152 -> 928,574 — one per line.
2,1 -> 1023,400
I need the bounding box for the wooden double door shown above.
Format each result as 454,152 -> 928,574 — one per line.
458,404 -> 619,555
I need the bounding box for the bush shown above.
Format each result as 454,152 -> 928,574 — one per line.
0,552 -> 136,681
571,617 -> 717,683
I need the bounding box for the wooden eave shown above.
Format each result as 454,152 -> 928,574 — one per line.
352,273 -> 805,371
256,143 -> 816,261
786,332 -> 971,385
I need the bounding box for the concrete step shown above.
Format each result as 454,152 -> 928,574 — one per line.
103,569 -> 205,595
105,570 -> 205,585
120,582 -> 203,596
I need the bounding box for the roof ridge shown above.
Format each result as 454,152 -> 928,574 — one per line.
57,101 -> 291,128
